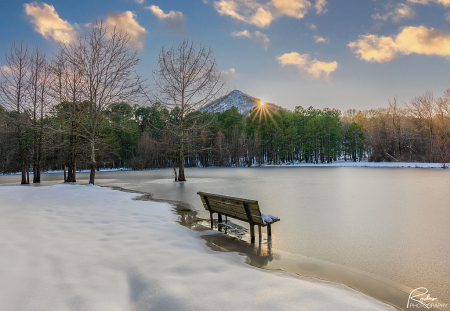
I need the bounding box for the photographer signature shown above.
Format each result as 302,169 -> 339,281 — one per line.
407,287 -> 447,309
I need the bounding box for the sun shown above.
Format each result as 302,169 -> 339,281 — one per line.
251,99 -> 279,128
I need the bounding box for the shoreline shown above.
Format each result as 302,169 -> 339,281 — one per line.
1,161 -> 449,177
0,184 -> 397,311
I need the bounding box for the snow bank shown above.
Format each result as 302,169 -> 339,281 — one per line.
0,185 -> 394,310
259,161 -> 449,168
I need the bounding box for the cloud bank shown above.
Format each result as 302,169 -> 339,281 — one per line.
349,26 -> 450,62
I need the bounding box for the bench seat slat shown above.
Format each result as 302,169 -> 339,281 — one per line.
207,204 -> 265,225
202,197 -> 260,214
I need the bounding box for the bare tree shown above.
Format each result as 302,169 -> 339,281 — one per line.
59,20 -> 142,184
153,40 -> 224,181
0,42 -> 31,184
28,47 -> 53,183
408,91 -> 436,161
50,49 -> 85,182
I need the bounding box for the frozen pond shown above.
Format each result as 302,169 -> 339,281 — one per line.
1,167 -> 449,307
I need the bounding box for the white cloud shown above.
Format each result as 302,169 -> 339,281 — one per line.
232,30 -> 270,49
106,11 -> 146,49
135,0 -> 145,4
349,26 -> 450,63
277,52 -> 338,78
314,35 -> 329,43
309,23 -> 317,30
220,68 -> 238,82
146,5 -> 185,32
213,0 -> 324,28
24,2 -> 76,43
407,0 -> 450,6
446,11 -> 450,20
315,0 -> 327,14
372,3 -> 415,23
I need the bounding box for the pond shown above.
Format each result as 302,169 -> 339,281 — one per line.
1,166 -> 449,309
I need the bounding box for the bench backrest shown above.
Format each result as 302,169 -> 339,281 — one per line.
197,192 -> 265,225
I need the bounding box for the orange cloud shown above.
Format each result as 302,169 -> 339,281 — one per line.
24,2 -> 75,43
106,11 -> 146,49
272,0 -> 311,19
213,0 -> 324,28
349,26 -> 450,62
407,0 -> 450,6
277,52 -> 338,78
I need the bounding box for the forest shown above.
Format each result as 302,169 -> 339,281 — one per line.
1,21 -> 450,184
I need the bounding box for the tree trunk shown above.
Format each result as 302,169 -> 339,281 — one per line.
89,140 -> 96,185
33,115 -> 38,183
66,121 -> 77,182
36,116 -> 43,183
26,158 -> 30,184
18,123 -> 27,184
171,159 -> 178,181
178,157 -> 186,181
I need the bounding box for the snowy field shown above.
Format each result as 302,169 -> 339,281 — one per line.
0,185 -> 395,310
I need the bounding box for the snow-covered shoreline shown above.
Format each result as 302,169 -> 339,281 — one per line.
257,161 -> 449,168
1,161 -> 448,177
0,184 -> 395,310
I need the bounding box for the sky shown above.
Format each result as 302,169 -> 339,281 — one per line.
1,0 -> 450,112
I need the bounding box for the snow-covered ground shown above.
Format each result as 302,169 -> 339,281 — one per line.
259,161 -> 449,168
1,167 -> 132,176
0,185 -> 395,310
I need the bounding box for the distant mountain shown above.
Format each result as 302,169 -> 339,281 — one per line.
201,90 -> 284,116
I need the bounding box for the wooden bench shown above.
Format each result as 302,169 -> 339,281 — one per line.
197,192 -> 280,242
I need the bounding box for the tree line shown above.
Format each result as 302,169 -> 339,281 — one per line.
1,20 -> 450,184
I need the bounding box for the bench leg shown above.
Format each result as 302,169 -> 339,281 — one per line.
250,225 -> 255,242
267,224 -> 272,236
209,211 -> 213,229
258,225 -> 262,238
218,214 -> 223,232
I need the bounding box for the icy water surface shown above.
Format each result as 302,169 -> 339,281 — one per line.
1,167 -> 449,309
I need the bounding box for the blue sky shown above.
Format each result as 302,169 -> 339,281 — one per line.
1,0 -> 450,112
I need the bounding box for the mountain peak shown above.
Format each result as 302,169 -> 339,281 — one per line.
201,90 -> 283,116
